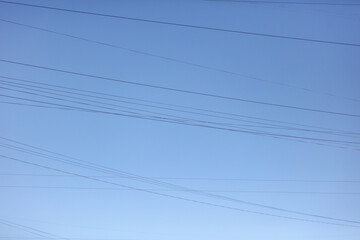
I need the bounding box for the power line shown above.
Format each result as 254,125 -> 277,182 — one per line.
2,75 -> 358,137
1,59 -> 360,118
206,0 -> 360,6
2,86 -> 359,149
1,173 -> 359,183
1,19 -> 358,102
1,154 -> 359,227
1,90 -> 358,150
1,185 -> 360,195
3,142 -> 359,223
0,218 -> 65,239
1,138 -> 359,225
0,95 -> 357,151
2,81 -> 360,151
2,78 -> 360,145
0,0 -> 359,47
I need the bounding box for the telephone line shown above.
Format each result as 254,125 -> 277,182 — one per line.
1,18 -> 358,102
1,75 -> 358,136
1,173 -> 359,183
1,89 -> 358,149
2,185 -> 360,195
1,138 -> 359,224
1,59 -> 360,118
2,78 -> 359,140
0,1 -> 359,47
1,154 -> 359,227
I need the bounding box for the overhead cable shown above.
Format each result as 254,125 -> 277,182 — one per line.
0,18 -> 358,102
1,138 -> 360,224
1,154 -> 359,227
2,75 -> 358,137
0,1 -> 359,47
1,59 -> 360,118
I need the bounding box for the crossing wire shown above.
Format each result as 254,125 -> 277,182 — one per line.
0,218 -> 65,239
1,18 -> 358,102
0,93 -> 358,150
1,58 -> 360,118
2,75 -> 360,137
1,139 -> 360,225
0,0 -> 359,47
1,173 -> 360,183
2,78 -> 360,141
1,154 -> 360,227
1,185 -> 360,195
1,88 -> 359,149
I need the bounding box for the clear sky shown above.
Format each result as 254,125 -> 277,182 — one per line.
0,0 -> 360,239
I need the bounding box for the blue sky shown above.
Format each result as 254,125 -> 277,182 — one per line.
0,0 -> 360,239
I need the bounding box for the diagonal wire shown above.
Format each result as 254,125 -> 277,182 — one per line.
0,1 -> 359,46
0,18 -> 358,102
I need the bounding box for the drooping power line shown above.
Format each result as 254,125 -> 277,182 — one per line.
2,78 -> 360,145
1,90 -> 358,150
2,75 -> 359,137
0,0 -> 359,47
1,58 -> 360,118
0,18 -> 358,102
1,185 -> 360,195
1,138 -> 360,225
1,154 -> 359,227
1,173 -> 359,183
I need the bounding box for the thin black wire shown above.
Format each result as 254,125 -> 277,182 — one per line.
0,1 -> 359,47
2,75 -> 358,136
1,94 -> 357,151
0,77 -> 307,132
0,96 -> 354,151
0,79 -> 357,141
2,84 -> 360,152
1,90 -> 358,150
1,173 -> 359,183
2,80 -> 294,134
1,59 -> 360,118
9,142 -> 359,224
2,88 -> 359,149
206,0 -> 360,6
2,77 -> 360,140
0,219 -> 63,239
1,154 -> 359,227
2,185 -> 360,195
1,139 -> 359,225
1,19 -> 358,102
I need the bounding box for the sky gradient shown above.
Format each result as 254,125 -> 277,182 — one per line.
1,0 -> 360,239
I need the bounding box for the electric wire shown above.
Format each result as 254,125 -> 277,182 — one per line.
1,154 -> 359,227
3,142 -> 359,223
2,88 -> 358,149
1,18 -> 358,102
3,78 -> 360,143
0,218 -> 64,239
0,1 -> 359,47
2,76 -> 360,140
1,173 -> 360,183
0,94 -> 357,151
1,59 -> 360,118
1,75 -> 358,137
1,138 -> 359,225
2,185 -> 360,195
